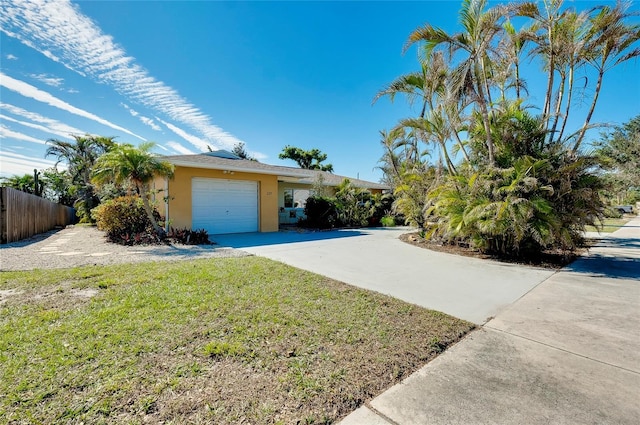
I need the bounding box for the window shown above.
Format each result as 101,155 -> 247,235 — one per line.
283,188 -> 310,208
284,189 -> 294,208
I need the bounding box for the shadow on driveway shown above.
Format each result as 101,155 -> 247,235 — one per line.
565,254 -> 639,280
211,229 -> 366,248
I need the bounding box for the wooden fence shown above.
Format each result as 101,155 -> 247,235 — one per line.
0,187 -> 76,244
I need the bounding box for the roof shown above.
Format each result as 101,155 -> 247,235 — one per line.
162,154 -> 389,190
296,169 -> 390,190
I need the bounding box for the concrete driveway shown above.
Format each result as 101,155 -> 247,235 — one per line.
213,227 -> 555,325
339,217 -> 640,424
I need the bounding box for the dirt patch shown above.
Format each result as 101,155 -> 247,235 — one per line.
69,288 -> 100,298
0,289 -> 24,305
400,232 -> 590,269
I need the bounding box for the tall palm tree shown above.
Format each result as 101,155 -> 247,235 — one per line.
404,0 -> 507,167
45,135 -> 115,221
572,0 -> 640,152
373,50 -> 448,118
91,142 -> 174,237
516,0 -> 567,131
553,9 -> 592,144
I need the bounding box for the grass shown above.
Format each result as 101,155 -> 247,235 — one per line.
585,218 -> 630,233
0,257 -> 473,424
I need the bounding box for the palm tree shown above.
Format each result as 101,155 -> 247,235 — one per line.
45,135 -> 115,221
373,50 -> 448,119
91,142 -> 174,238
515,0 -> 567,132
572,0 -> 640,152
404,0 -> 508,167
1,173 -> 41,195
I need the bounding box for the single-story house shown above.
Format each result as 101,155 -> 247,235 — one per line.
152,151 -> 389,235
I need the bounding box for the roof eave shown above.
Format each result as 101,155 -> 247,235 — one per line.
167,158 -> 309,179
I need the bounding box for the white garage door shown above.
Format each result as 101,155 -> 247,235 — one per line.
192,178 -> 258,234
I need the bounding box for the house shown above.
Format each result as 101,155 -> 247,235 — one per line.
153,151 -> 389,235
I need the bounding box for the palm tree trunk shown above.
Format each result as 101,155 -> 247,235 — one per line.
573,68 -> 604,153
474,62 -> 495,167
452,130 -> 471,163
515,58 -> 521,100
440,142 -> 457,175
549,71 -> 566,144
557,63 -> 575,143
542,26 -> 555,130
138,183 -> 165,238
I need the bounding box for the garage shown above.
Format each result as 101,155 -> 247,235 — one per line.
192,177 -> 259,234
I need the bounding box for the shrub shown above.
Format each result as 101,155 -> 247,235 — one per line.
92,196 -> 161,244
425,153 -> 604,256
603,206 -> 623,219
381,216 -> 396,227
302,196 -> 338,229
335,179 -> 371,227
167,227 -> 210,245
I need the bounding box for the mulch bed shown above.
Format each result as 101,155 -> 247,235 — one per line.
399,232 -> 592,269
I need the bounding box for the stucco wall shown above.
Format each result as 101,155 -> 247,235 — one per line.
162,166 -> 279,233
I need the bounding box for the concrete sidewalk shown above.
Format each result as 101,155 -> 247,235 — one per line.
340,216 -> 640,424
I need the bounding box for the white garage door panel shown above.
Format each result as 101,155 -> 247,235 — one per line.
192,178 -> 258,234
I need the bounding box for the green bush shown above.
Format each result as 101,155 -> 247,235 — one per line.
425,154 -> 604,256
92,196 -> 161,244
603,206 -> 623,219
380,216 -> 396,227
335,179 -> 371,227
302,196 -> 338,229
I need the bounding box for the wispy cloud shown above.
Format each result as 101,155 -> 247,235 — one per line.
30,73 -> 63,87
156,117 -> 210,151
0,125 -> 46,145
0,0 -> 245,152
0,72 -> 145,140
166,141 -> 195,155
140,116 -> 161,131
0,151 -> 58,177
1,103 -> 86,138
6,54 -> 18,60
122,103 -> 162,131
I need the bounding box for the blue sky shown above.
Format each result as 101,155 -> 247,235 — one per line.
1,0 -> 639,183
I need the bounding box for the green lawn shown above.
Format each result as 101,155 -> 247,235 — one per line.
585,218 -> 630,233
0,257 -> 473,424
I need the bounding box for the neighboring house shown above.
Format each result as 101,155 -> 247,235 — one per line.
154,151 -> 389,235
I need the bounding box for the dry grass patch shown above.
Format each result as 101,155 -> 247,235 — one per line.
0,257 -> 473,424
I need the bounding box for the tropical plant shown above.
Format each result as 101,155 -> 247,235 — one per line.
1,172 -> 43,196
279,146 -> 334,172
40,167 -> 76,206
166,227 -> 211,245
393,166 -> 441,229
594,114 -> 640,204
405,0 -> 508,167
45,135 -> 115,222
334,179 -> 371,227
91,142 -> 174,238
374,0 -> 637,255
571,1 -> 640,152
